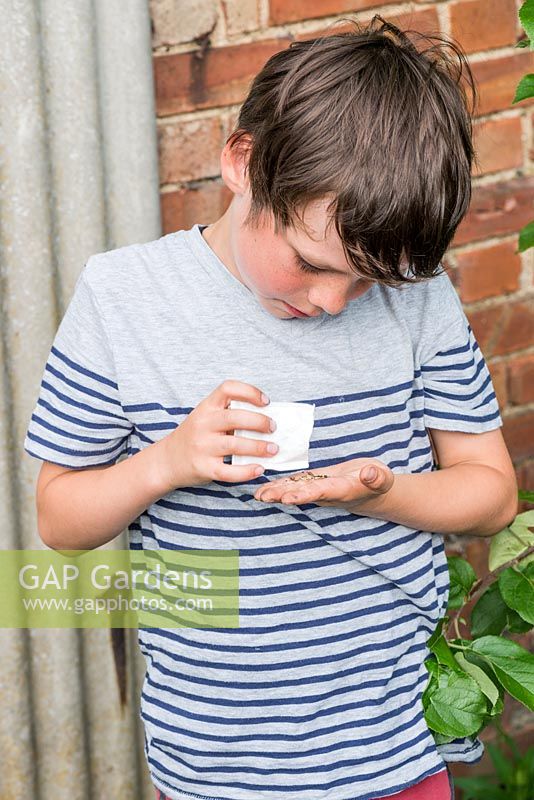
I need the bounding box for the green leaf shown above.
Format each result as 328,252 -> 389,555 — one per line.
489,694 -> 504,717
512,73 -> 534,103
515,38 -> 531,48
518,489 -> 534,502
426,616 -> 446,649
470,581 -> 508,637
488,511 -> 534,571
424,656 -> 443,681
424,670 -> 488,737
506,605 -> 533,634
447,556 -> 477,609
462,650 -> 507,709
471,635 -> 534,711
432,731 -> 456,744
517,220 -> 534,253
453,775 -> 509,799
455,651 -> 500,708
498,562 -> 534,624
486,740 -> 516,786
519,744 -> 534,778
429,634 -> 464,672
519,0 -> 534,44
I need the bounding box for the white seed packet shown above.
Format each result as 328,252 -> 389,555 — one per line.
229,400 -> 316,472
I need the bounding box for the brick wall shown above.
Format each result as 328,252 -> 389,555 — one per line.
150,0 -> 534,788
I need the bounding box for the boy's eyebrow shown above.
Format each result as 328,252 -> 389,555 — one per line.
293,250 -> 352,275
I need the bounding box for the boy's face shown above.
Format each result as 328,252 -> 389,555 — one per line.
205,141 -> 376,319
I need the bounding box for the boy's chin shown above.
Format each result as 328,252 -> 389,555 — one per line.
257,298 -> 295,318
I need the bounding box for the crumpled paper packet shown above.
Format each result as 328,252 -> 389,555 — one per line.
229,400 -> 316,472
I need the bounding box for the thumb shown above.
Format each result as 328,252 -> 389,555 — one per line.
361,465 -> 380,486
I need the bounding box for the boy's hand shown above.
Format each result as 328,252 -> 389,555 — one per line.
253,458 -> 394,509
158,380 -> 278,490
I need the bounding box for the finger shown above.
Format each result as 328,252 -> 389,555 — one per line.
359,465 -> 394,494
255,470 -> 333,496
257,488 -> 312,505
213,433 -> 278,460
211,380 -> 269,410
258,479 -> 335,504
210,461 -> 267,483
280,487 -> 318,504
217,408 -> 276,435
254,476 -> 312,501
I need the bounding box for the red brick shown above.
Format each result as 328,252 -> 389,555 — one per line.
221,0 -> 259,37
158,117 -> 225,184
454,240 -> 522,302
224,108 -> 241,140
465,537 -> 490,576
504,691 -> 534,750
492,300 -> 534,356
472,115 -> 524,177
468,299 -> 534,358
453,176 -> 534,247
516,459 -> 534,512
446,262 -> 460,290
450,0 -> 517,54
160,180 -> 233,234
508,354 -> 534,405
469,51 -> 534,117
512,617 -> 534,648
487,359 -> 508,409
502,410 -> 534,462
154,37 -> 292,116
467,304 -> 504,353
294,7 -> 440,43
269,0 -> 398,25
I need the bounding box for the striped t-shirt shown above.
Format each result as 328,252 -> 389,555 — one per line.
24,223 -> 502,800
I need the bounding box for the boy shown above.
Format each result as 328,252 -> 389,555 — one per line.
24,15 -> 517,800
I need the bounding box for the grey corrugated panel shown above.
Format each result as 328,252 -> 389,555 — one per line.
0,0 -> 161,797
95,0 -> 161,249
0,1 -> 89,797
0,274 -> 38,796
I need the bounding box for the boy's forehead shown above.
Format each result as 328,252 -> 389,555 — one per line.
289,197 -> 336,240
284,198 -> 350,271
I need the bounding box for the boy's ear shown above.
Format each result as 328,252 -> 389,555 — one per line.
220,135 -> 252,196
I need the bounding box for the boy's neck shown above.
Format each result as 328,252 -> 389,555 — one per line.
200,212 -> 245,287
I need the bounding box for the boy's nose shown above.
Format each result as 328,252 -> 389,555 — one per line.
309,280 -> 371,314
309,291 -> 347,316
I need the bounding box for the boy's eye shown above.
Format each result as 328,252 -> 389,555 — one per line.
296,256 -> 321,275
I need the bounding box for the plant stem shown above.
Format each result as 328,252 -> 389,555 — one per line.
445,540 -> 534,639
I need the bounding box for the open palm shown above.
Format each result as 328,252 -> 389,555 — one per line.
253,457 -> 394,508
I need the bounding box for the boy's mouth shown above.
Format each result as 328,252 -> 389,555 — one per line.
283,301 -> 312,317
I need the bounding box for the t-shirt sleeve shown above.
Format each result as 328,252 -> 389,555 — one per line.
412,270 -> 503,434
23,260 -> 133,468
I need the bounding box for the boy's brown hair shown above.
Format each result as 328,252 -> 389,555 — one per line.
227,14 -> 478,287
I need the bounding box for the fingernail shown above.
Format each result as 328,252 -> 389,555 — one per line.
261,393 -> 270,404
269,418 -> 277,432
267,442 -> 278,453
364,467 -> 377,481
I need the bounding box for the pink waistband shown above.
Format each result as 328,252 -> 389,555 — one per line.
374,767 -> 450,799
154,767 -> 451,800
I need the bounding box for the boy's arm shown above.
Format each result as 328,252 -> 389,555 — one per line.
37,438 -> 176,550
355,428 -> 518,537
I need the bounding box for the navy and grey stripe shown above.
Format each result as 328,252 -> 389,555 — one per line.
23,229 -> 498,799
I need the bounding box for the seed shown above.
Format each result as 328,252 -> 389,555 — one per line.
286,471 -> 329,482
